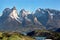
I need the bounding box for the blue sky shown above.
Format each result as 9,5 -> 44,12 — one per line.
0,0 -> 60,15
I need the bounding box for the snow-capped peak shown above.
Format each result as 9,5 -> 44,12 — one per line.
1,7 -> 22,23
9,6 -> 19,19
12,6 -> 16,10
2,6 -> 19,19
19,9 -> 30,18
35,8 -> 44,12
35,8 -> 45,15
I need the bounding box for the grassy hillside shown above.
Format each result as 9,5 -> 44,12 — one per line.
0,32 -> 34,40
0,30 -> 60,40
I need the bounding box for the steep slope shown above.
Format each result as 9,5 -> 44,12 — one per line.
34,8 -> 60,31
19,9 -> 30,18
46,9 -> 60,30
19,9 -> 32,26
34,8 -> 49,26
0,7 -> 21,31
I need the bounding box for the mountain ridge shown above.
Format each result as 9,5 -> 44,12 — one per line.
0,7 -> 60,32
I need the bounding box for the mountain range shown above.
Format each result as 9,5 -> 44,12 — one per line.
0,7 -> 60,32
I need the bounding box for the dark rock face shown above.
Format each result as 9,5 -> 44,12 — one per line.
34,8 -> 60,31
34,8 -> 49,26
55,28 -> 60,32
45,9 -> 60,30
27,31 -> 35,36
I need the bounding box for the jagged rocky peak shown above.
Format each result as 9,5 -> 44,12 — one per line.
12,6 -> 16,10
2,6 -> 19,19
2,8 -> 11,17
20,9 -> 25,12
35,8 -> 41,13
35,8 -> 45,12
36,8 -> 41,11
19,9 -> 30,18
35,8 -> 46,14
9,6 -> 19,19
